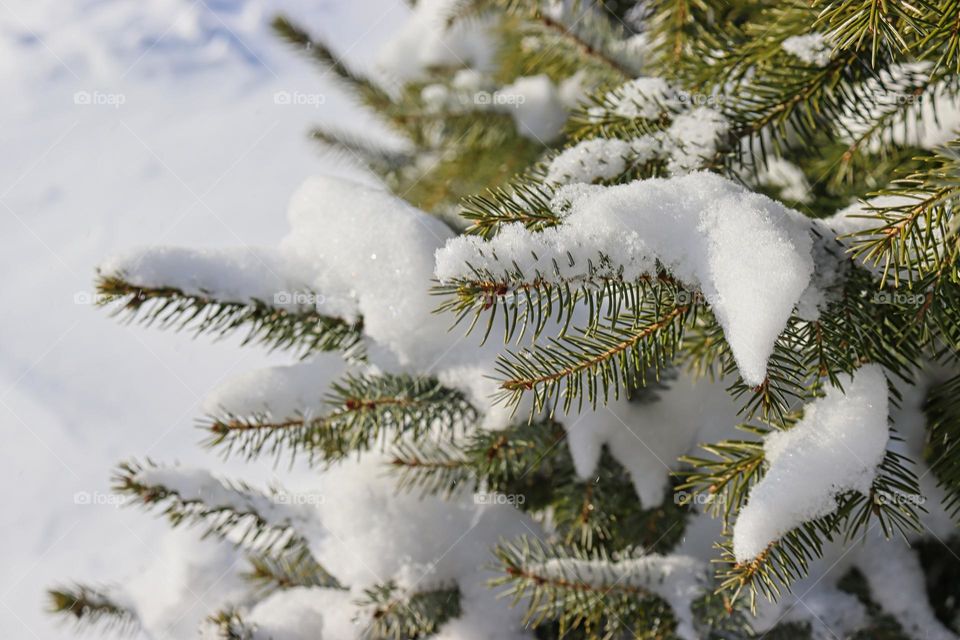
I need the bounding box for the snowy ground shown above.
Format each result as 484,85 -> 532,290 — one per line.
0,1 -> 402,637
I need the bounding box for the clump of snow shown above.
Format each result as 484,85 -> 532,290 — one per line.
125,531 -> 249,640
496,74 -> 569,142
733,365 -> 889,561
756,157 -> 813,203
376,0 -> 495,81
563,372 -> 738,506
529,554 -> 707,639
782,33 -> 833,66
99,175 -> 472,369
280,175 -> 460,368
603,77 -> 682,120
436,172 -> 815,386
305,455 -> 536,639
665,108 -> 730,174
202,357 -> 347,419
133,465 -> 311,546
543,107 -> 728,185
856,535 -> 959,640
543,138 -> 634,185
243,587 -> 361,640
98,245 -> 306,307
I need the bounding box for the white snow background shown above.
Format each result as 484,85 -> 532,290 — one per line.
0,1 -> 402,637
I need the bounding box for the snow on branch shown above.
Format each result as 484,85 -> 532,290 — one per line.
47,584 -> 139,636
114,460 -> 314,555
494,537 -> 708,639
96,250 -> 363,357
203,369 -> 478,465
436,172 -> 817,387
98,175 -> 473,369
732,364 -> 891,562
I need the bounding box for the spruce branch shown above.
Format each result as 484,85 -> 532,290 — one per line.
460,181 -> 562,238
96,275 -> 364,358
677,425 -> 771,524
204,373 -> 477,464
388,417 -> 566,497
113,460 -> 305,554
271,15 -> 392,110
550,450 -> 688,553
243,547 -> 342,595
47,585 -> 138,636
815,0 -> 927,63
924,372 -> 960,518
205,609 -> 254,640
565,83 -> 676,142
461,0 -> 635,80
845,140 -> 960,285
358,582 -> 461,640
434,256 -> 681,346
493,291 -> 693,414
311,126 -> 413,175
492,538 -> 683,638
714,446 -> 923,609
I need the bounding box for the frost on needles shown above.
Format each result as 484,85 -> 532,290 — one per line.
436,172 -> 817,387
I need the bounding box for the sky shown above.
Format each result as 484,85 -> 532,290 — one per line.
0,1 -> 404,637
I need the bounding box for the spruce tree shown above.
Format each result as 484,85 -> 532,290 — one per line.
49,1 -> 960,639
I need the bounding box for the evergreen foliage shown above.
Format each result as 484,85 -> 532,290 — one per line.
51,1 -> 960,639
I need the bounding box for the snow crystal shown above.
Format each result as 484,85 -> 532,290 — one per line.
782,33 -> 833,66
733,365 -> 889,561
436,172 -> 815,386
